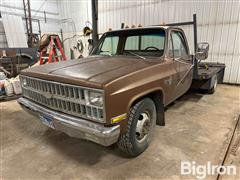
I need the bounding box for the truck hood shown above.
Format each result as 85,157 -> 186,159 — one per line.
21,56 -> 153,88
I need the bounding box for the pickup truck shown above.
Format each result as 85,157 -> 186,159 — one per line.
18,25 -> 224,157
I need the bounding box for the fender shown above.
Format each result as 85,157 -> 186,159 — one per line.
127,87 -> 165,126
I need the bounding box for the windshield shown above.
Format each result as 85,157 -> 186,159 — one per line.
91,28 -> 166,58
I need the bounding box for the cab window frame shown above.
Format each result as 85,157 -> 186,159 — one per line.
168,29 -> 189,58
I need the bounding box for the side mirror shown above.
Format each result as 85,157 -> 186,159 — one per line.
195,42 -> 209,60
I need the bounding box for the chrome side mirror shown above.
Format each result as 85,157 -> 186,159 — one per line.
195,42 -> 209,60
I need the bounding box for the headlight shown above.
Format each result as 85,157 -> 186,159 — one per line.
20,76 -> 27,87
88,91 -> 103,107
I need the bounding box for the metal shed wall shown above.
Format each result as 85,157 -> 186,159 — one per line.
0,0 -> 61,41
58,0 -> 92,58
0,20 -> 8,48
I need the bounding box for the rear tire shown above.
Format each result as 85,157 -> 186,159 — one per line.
117,98 -> 156,157
208,75 -> 218,94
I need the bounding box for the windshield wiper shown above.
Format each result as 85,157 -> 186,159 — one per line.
99,51 -> 112,56
125,51 -> 146,60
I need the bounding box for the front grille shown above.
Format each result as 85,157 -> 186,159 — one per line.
20,76 -> 105,123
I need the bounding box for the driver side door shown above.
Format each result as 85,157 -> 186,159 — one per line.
168,30 -> 193,99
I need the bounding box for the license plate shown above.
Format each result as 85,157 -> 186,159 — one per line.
39,114 -> 55,129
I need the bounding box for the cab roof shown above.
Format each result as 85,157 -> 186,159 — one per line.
104,25 -> 182,34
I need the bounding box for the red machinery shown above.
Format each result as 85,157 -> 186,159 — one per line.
39,34 -> 67,65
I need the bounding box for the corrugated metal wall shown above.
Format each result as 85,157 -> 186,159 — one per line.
0,0 -> 61,47
58,0 -> 92,58
0,20 -> 8,48
0,0 -> 238,83
97,0 -> 239,84
58,0 -> 239,84
2,14 -> 28,47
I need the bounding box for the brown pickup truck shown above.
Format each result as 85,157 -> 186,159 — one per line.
18,25 -> 224,156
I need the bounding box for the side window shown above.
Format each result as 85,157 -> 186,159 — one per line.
170,31 -> 188,58
100,36 -> 119,55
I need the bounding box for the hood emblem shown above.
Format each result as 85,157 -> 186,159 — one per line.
44,92 -> 53,99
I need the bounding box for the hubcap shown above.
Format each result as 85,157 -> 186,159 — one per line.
136,112 -> 151,143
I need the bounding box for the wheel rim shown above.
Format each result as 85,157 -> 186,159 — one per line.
135,111 -> 151,143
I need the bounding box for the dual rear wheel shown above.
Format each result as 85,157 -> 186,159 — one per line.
208,75 -> 218,94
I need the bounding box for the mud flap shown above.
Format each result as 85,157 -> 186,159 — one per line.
156,102 -> 165,126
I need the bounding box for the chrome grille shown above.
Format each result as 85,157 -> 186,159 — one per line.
20,76 -> 105,122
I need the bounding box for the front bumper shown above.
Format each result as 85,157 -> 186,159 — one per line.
18,97 -> 120,146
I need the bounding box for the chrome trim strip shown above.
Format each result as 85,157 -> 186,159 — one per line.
176,64 -> 194,87
174,57 -> 192,66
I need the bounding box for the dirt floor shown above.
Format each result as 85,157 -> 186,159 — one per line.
1,84 -> 240,180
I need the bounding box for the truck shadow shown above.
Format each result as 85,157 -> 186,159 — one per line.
165,89 -> 205,111
9,104 -> 134,167
40,90 -> 206,164
15,89 -> 206,165
41,128 -> 130,165
11,89 -> 210,166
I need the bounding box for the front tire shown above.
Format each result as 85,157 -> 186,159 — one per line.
117,98 -> 156,157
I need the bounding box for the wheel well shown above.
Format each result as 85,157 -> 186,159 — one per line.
131,91 -> 165,126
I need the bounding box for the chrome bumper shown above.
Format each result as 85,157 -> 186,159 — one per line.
18,97 -> 120,146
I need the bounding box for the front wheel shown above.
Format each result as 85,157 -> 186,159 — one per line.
117,98 -> 156,157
